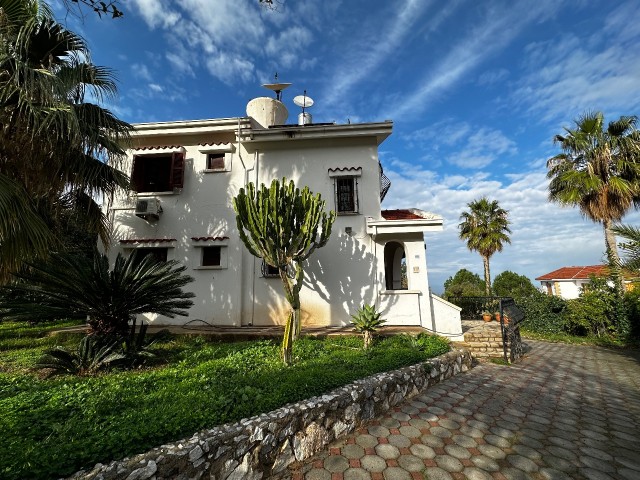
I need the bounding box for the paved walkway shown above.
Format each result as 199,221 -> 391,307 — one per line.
284,341 -> 640,480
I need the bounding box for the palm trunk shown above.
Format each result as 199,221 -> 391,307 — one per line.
483,255 -> 491,296
604,220 -> 624,293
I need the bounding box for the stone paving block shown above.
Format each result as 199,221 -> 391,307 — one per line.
451,434 -> 477,448
380,418 -> 401,429
356,434 -> 380,449
579,467 -> 618,480
437,419 -> 461,430
420,435 -> 445,448
477,444 -> 506,460
409,443 -> 435,459
434,454 -> 464,472
539,467 -> 574,480
305,468 -> 332,480
342,444 -> 365,460
422,466 -> 454,480
324,455 -> 349,473
396,455 -> 424,472
462,467 -> 493,480
375,444 -> 400,460
398,426 -> 421,438
511,443 -> 541,460
360,455 -> 386,472
388,435 -> 412,449
506,454 -> 538,472
471,455 -> 499,471
500,467 -> 532,480
369,426 -> 391,438
484,434 -> 511,448
344,468 -> 371,480
382,466 -> 412,479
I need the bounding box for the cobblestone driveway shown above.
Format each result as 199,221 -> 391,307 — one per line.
285,340 -> 640,480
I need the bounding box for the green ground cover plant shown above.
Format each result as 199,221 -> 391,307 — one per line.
0,321 -> 449,480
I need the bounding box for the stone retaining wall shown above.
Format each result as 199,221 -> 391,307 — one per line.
66,348 -> 472,480
460,321 -> 523,362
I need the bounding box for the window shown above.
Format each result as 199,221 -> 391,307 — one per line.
131,152 -> 185,193
335,177 -> 358,213
206,153 -> 225,171
132,247 -> 168,264
202,246 -> 221,267
261,260 -> 279,277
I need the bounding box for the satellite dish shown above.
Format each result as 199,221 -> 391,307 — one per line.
293,95 -> 314,108
262,82 -> 292,101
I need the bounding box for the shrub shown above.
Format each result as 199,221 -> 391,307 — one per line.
350,304 -> 386,349
516,292 -> 567,334
36,336 -> 125,376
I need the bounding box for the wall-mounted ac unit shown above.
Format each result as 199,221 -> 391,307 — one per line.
135,198 -> 162,221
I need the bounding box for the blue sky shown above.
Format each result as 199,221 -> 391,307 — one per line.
58,0 -> 640,293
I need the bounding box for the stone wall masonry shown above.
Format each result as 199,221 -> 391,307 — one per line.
66,348 -> 472,480
459,321 -> 523,362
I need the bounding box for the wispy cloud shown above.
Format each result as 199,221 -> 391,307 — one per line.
404,121 -> 516,169
511,2 -> 640,124
322,0 -> 433,107
383,0 -> 561,119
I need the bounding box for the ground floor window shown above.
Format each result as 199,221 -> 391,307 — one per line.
202,246 -> 222,266
132,247 -> 168,263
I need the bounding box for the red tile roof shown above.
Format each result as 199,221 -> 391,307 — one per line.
132,145 -> 182,151
535,265 -> 610,281
119,238 -> 176,244
381,209 -> 423,220
191,236 -> 229,242
199,142 -> 232,147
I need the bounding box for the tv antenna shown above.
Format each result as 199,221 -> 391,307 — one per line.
293,90 -> 314,125
262,72 -> 291,101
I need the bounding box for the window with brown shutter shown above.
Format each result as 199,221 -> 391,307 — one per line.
131,152 -> 185,193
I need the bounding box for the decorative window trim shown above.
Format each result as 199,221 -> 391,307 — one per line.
328,166 -> 362,178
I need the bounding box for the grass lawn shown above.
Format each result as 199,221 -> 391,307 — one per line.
0,320 -> 450,480
520,328 -> 639,348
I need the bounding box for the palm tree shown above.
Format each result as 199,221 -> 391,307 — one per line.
0,0 -> 131,282
547,112 -> 640,274
0,251 -> 195,335
459,197 -> 511,295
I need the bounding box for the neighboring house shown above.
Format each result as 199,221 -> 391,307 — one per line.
535,265 -> 635,299
105,90 -> 463,340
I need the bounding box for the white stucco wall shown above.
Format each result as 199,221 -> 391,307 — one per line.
105,112 -> 462,338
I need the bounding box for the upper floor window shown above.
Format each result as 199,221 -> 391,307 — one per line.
328,167 -> 362,215
206,153 -> 225,171
336,177 -> 359,214
131,152 -> 185,193
202,246 -> 222,267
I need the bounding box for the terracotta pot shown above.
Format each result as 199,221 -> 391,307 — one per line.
503,316 -> 510,325
494,313 -> 501,323
482,313 -> 492,322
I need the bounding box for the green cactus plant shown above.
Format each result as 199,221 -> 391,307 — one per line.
351,304 -> 386,349
233,178 -> 335,364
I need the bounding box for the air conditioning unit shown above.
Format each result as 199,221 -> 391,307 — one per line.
135,198 -> 162,221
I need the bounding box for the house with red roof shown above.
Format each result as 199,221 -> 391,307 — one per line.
535,265 -> 635,299
104,86 -> 463,340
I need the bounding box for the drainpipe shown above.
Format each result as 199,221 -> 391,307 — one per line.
249,150 -> 260,326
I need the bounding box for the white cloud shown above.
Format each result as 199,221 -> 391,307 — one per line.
380,157 -> 632,293
206,51 -> 255,85
478,68 -> 509,86
131,63 -> 152,81
149,83 -> 163,93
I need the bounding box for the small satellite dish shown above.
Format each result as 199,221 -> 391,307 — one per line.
262,82 -> 292,101
293,95 -> 314,108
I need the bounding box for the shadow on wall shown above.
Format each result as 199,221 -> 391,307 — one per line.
303,231 -> 398,326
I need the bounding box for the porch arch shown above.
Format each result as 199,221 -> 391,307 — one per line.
384,241 -> 407,290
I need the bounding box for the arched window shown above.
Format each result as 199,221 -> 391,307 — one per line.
384,241 -> 407,290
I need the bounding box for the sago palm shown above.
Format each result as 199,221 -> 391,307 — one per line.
547,112 -> 640,275
459,197 -> 511,295
0,0 -> 131,281
0,251 -> 195,335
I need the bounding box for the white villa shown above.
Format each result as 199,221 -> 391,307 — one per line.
105,89 -> 463,340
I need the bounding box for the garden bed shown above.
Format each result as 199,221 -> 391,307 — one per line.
0,321 -> 451,480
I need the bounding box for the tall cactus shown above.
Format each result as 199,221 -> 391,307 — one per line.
233,178 -> 336,364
